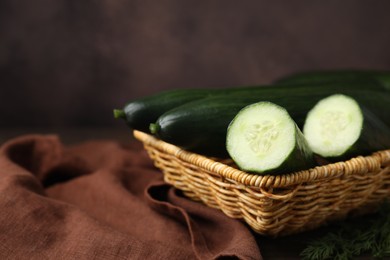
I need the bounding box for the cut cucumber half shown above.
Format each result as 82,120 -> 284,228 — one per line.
303,94 -> 363,158
226,102 -> 315,175
303,94 -> 390,160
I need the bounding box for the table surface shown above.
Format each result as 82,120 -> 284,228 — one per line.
0,126 -> 375,260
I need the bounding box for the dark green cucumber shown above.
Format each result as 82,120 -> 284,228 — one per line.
275,70 -> 390,90
226,102 -> 316,174
303,94 -> 390,161
114,77 -> 387,132
113,88 -> 215,132
150,84 -> 390,158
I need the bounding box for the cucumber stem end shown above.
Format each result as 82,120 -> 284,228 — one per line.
149,123 -> 160,134
113,109 -> 126,119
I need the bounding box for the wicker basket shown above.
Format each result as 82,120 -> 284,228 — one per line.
133,130 -> 390,237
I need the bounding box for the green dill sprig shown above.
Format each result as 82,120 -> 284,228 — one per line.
301,202 -> 390,260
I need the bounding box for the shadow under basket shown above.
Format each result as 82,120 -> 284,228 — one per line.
133,130 -> 390,237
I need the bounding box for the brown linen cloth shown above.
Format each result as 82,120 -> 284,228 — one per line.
0,134 -> 262,260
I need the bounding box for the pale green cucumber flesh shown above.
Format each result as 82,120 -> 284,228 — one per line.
226,102 -> 315,175
303,94 -> 364,158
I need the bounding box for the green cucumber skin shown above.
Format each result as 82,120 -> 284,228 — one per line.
153,86 -> 390,158
275,70 -> 390,91
153,101 -> 241,157
120,89 -> 214,132
117,76 -> 386,132
120,87 -> 278,132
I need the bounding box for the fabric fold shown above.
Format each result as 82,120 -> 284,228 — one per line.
0,135 -> 262,260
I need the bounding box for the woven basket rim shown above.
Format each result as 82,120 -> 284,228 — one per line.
133,130 -> 390,188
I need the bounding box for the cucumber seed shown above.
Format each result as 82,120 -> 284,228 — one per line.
245,121 -> 279,155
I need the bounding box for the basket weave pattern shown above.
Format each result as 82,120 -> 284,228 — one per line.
133,130 -> 390,236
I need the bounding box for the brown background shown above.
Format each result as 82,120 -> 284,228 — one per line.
1,0 -> 390,127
